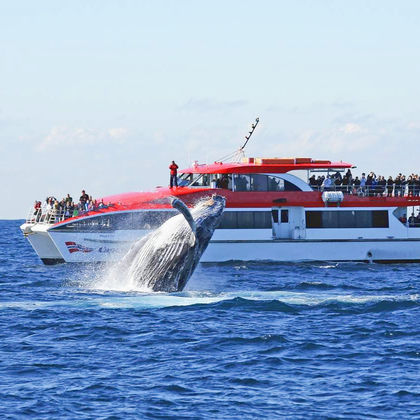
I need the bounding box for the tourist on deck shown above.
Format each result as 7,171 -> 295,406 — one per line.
45,198 -> 53,222
341,176 -> 349,193
353,176 -> 361,194
386,176 -> 394,197
323,176 -> 333,191
408,212 -> 416,226
414,175 -> 420,197
360,173 -> 366,195
344,169 -> 352,183
309,175 -> 317,189
33,201 -> 42,222
317,176 -> 324,190
407,176 -> 415,196
366,173 -> 373,196
80,189 -> 89,206
415,211 -> 420,225
169,161 -> 179,188
377,176 -> 386,196
394,176 -> 402,197
219,174 -> 229,189
334,176 -> 342,191
65,202 -> 72,218
401,175 -> 407,196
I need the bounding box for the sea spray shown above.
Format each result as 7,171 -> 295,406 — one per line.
90,195 -> 225,292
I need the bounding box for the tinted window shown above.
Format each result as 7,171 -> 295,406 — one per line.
250,174 -> 268,191
306,210 -> 389,228
219,211 -> 237,229
306,211 -> 322,228
372,211 -> 389,228
234,174 -> 301,192
218,211 -> 272,229
284,180 -> 301,191
268,176 -> 284,191
53,211 -> 177,231
237,212 -> 254,228
255,211 -> 272,228
281,210 -> 289,223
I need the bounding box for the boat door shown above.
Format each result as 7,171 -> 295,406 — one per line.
272,207 -> 306,239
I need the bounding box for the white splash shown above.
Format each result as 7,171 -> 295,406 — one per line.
90,211 -> 193,292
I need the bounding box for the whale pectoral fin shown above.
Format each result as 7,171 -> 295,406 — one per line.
171,198 -> 196,235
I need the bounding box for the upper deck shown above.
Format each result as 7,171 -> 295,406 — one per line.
25,155 -> 420,229
180,157 -> 353,175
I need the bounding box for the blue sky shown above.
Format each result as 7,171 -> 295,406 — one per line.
1,1 -> 420,218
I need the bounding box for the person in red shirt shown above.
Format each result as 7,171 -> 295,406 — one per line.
169,161 -> 179,188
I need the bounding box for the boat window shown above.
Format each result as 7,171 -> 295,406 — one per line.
52,211 -> 177,231
237,211 -> 254,227
213,174 -> 232,189
234,174 -> 251,191
306,210 -> 389,229
372,210 -> 389,228
218,211 -> 272,229
271,209 -> 279,223
178,173 -> 191,187
281,210 -> 289,223
186,173 -> 209,187
268,176 -> 284,191
177,173 -> 211,187
233,174 -> 301,192
254,211 -> 272,228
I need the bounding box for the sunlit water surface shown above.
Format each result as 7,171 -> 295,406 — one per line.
0,220 -> 419,418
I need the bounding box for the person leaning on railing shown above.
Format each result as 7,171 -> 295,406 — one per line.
386,176 -> 394,197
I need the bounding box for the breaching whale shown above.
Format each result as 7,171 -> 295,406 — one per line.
118,194 -> 225,292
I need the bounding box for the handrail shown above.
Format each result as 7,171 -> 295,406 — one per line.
25,204 -> 70,225
310,184 -> 420,198
25,202 -> 110,225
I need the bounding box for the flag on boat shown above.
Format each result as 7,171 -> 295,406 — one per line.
65,241 -> 93,253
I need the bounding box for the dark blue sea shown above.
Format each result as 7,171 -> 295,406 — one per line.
1,220 -> 419,419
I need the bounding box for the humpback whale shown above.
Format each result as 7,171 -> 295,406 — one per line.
119,195 -> 225,292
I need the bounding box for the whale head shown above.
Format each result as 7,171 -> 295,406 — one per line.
190,194 -> 226,252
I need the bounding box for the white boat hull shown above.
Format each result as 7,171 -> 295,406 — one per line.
203,238 -> 420,263
21,223 -> 64,264
25,227 -> 420,264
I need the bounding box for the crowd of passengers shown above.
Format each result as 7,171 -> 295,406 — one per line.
32,189 -> 113,222
309,170 -> 420,197
397,210 -> 420,227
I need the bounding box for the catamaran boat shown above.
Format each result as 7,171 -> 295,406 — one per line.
21,156 -> 420,264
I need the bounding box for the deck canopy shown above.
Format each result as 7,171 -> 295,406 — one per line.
180,157 -> 353,175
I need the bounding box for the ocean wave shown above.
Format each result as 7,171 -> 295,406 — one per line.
0,291 -> 417,313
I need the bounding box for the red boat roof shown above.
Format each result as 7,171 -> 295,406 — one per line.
180,157 -> 353,174
52,186 -> 420,228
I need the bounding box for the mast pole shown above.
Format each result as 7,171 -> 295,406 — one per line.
240,117 -> 260,151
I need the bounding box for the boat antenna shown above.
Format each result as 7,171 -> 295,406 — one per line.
240,117 -> 259,152
216,117 -> 260,163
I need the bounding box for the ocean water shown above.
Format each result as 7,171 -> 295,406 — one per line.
0,220 -> 419,419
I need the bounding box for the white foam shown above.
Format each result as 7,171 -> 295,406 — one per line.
1,291 -> 416,311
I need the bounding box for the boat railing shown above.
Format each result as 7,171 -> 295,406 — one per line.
25,202 -> 113,225
310,184 -> 418,198
25,204 -> 69,225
